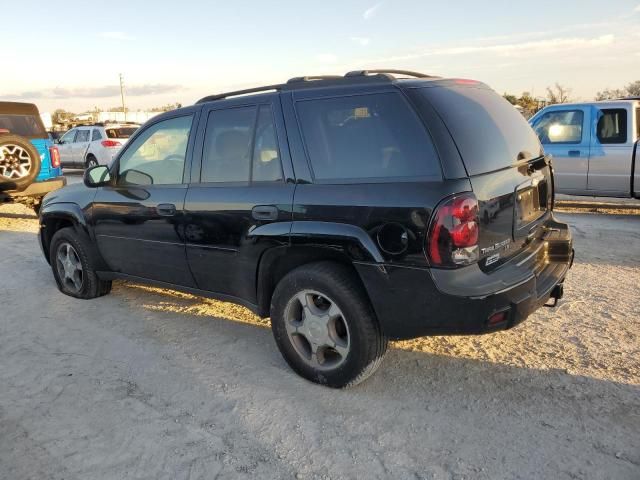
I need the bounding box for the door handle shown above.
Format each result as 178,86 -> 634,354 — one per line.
252,205 -> 278,221
157,203 -> 176,216
568,150 -> 581,157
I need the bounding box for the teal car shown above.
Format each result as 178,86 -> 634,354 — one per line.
0,101 -> 66,211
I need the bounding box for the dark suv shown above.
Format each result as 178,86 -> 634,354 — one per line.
39,70 -> 573,388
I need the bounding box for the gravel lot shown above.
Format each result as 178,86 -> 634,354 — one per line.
0,200 -> 638,480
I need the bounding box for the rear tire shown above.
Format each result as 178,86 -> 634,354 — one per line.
50,227 -> 112,299
270,261 -> 388,388
0,134 -> 41,191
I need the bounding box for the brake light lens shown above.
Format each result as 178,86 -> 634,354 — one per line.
427,193 -> 480,267
49,146 -> 61,168
101,140 -> 122,148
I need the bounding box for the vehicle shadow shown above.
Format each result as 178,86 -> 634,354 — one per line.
116,280 -> 640,478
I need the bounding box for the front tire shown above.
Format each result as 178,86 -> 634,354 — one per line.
270,262 -> 388,388
50,227 -> 112,299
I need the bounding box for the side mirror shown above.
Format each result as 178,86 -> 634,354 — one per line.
84,165 -> 111,188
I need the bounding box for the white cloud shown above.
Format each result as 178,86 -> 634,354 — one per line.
316,53 -> 338,63
351,36 -> 371,46
363,34 -> 616,64
635,5 -> 640,12
363,2 -> 382,20
98,31 -> 135,41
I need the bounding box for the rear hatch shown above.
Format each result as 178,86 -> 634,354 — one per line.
414,82 -> 553,270
105,125 -> 138,148
0,106 -> 54,181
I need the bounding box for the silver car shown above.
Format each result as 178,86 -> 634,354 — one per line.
530,99 -> 639,198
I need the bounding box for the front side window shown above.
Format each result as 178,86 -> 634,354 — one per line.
533,110 -> 584,144
596,109 -> 627,144
117,115 -> 192,185
296,92 -> 440,181
91,129 -> 102,141
60,129 -> 77,144
200,105 -> 283,183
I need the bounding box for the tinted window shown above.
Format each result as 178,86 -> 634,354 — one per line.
533,110 -> 584,144
76,130 -> 90,142
296,92 -> 440,181
418,86 -> 543,175
596,109 -> 627,144
107,127 -> 137,139
0,114 -> 47,138
91,129 -> 102,141
202,107 -> 256,183
252,106 -> 282,182
117,115 -> 192,185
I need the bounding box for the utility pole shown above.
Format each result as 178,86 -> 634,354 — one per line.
119,73 -> 127,122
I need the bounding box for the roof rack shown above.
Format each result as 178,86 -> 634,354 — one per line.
197,84 -> 284,104
287,75 -> 343,84
196,69 -> 439,104
345,69 -> 438,79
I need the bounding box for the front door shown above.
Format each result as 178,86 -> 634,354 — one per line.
184,98 -> 295,303
72,129 -> 91,167
92,113 -> 198,287
588,107 -> 633,196
532,107 -> 590,194
57,129 -> 77,167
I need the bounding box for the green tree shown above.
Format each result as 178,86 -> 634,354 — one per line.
503,93 -> 518,105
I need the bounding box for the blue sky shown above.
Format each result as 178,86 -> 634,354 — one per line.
2,0 -> 639,112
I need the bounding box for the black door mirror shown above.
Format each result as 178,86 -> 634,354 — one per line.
84,165 -> 111,187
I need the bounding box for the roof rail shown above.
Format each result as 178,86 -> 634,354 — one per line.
196,84 -> 284,104
345,69 -> 438,79
287,75 -> 343,84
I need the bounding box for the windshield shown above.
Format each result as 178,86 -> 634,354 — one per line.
106,127 -> 138,139
416,86 -> 542,175
0,114 -> 47,139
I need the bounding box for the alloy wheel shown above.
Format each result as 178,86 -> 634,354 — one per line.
284,290 -> 351,370
0,144 -> 33,179
56,242 -> 84,293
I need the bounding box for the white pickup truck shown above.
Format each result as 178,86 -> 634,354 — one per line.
530,98 -> 639,198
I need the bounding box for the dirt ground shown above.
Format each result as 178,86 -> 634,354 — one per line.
0,202 -> 638,480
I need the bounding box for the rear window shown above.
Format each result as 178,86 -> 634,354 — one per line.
106,127 -> 137,139
296,92 -> 440,181
417,86 -> 542,176
0,114 -> 47,139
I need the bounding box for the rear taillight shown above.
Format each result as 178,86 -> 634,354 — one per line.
49,146 -> 61,168
427,193 -> 480,267
101,140 -> 122,148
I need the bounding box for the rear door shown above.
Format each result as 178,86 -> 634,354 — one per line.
92,112 -> 198,287
184,95 -> 295,303
588,106 -> 633,196
531,106 -> 590,194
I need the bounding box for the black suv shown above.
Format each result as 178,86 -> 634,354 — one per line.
39,70 -> 573,388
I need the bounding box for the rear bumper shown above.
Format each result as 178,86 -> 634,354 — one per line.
356,216 -> 573,340
3,176 -> 66,199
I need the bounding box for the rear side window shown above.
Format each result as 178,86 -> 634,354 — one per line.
201,105 -> 283,183
107,127 -> 137,139
0,114 -> 47,138
296,92 -> 440,181
533,110 -> 584,144
636,108 -> 640,139
418,86 -> 543,175
91,129 -> 102,141
596,109 -> 627,144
